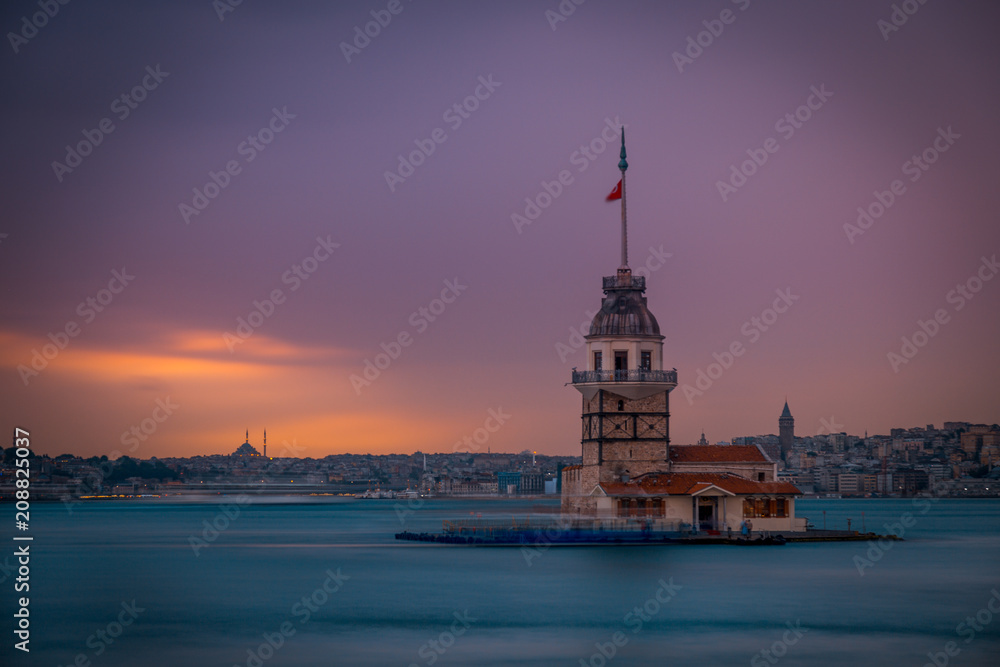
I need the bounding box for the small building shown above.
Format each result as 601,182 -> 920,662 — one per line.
591,471 -> 804,532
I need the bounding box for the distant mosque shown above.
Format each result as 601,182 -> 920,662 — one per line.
560,130 -> 804,532
232,429 -> 267,458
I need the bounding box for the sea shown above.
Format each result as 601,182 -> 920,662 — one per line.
2,497 -> 998,667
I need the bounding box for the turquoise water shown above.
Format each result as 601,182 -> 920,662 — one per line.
2,497 -> 998,666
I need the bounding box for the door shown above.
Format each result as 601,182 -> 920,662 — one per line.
614,351 -> 627,380
698,498 -> 715,530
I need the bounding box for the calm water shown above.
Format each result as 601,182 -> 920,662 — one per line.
3,497 -> 999,666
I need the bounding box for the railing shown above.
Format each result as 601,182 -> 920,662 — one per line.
442,516 -> 685,535
603,275 -> 645,290
571,369 -> 677,384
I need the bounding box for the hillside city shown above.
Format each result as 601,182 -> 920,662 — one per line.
3,419 -> 998,502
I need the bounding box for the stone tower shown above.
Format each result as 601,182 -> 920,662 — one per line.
562,129 -> 678,514
779,401 -> 794,460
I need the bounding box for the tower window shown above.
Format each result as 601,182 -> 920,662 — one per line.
641,351 -> 651,370
593,351 -> 602,371
617,400 -> 624,411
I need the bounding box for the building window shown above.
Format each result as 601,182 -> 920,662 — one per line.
617,400 -> 624,411
651,498 -> 662,517
743,498 -> 755,517
757,472 -> 765,482
641,351 -> 651,370
775,498 -> 787,518
593,351 -> 602,371
756,498 -> 771,518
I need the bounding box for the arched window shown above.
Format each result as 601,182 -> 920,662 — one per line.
756,497 -> 771,518
775,497 -> 787,518
617,399 -> 624,411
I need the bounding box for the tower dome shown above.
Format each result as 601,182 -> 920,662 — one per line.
588,270 -> 662,338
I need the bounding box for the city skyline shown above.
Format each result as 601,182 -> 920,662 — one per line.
2,1 -> 1000,459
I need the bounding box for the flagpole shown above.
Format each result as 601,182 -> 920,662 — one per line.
619,127 -> 629,270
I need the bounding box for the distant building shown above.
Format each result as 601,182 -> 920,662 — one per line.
961,425 -> 1000,457
779,401 -> 794,461
497,471 -> 521,495
232,430 -> 263,458
521,472 -> 544,495
837,473 -> 861,495
893,469 -> 930,494
760,440 -> 783,463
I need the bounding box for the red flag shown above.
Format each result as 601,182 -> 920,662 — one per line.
606,179 -> 622,201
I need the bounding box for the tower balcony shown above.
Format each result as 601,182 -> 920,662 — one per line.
570,368 -> 677,401
602,274 -> 645,291
571,369 -> 677,385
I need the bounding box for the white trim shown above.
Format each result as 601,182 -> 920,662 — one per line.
689,484 -> 736,497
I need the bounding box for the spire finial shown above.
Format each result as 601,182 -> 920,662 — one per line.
245,428 -> 249,442
618,127 -> 628,171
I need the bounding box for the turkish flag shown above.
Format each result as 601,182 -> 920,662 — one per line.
606,180 -> 622,201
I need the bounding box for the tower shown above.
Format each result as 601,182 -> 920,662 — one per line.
563,129 -> 678,514
779,401 -> 794,460
263,428 -> 267,458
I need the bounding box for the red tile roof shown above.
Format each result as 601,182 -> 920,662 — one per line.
599,471 -> 800,497
669,444 -> 770,463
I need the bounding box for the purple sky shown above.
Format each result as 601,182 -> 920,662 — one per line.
2,0 -> 998,459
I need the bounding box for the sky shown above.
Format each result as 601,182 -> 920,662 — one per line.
1,0 -> 998,459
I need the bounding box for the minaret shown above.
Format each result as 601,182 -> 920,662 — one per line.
245,428 -> 249,444
563,129 -> 678,515
263,428 -> 267,458
779,401 -> 795,461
